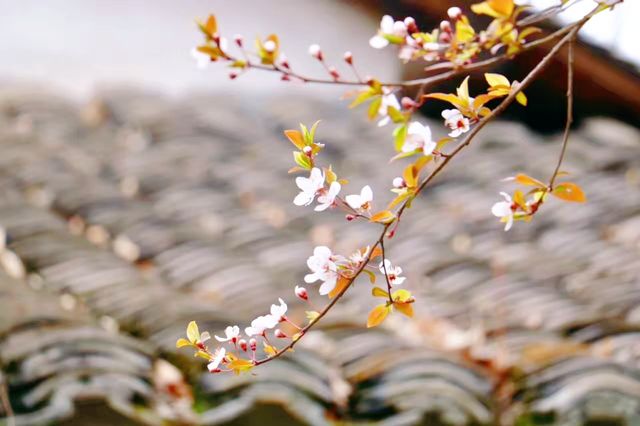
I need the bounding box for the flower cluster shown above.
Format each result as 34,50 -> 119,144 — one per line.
492,173 -> 586,231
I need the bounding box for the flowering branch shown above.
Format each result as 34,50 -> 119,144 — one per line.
179,0 -> 623,375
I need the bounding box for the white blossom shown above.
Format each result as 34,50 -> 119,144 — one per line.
377,89 -> 401,127
346,185 -> 373,210
315,181 -> 341,211
379,259 -> 406,286
245,314 -> 279,337
491,192 -> 514,231
442,109 -> 470,138
191,48 -> 210,69
402,121 -> 436,155
294,167 -> 325,207
270,298 -> 288,321
304,246 -> 340,295
214,325 -> 240,343
207,347 -> 226,372
369,15 -> 408,49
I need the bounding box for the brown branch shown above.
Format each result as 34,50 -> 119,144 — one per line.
252,23 -> 584,367
549,38 -> 575,188
379,240 -> 394,304
226,3 -> 603,90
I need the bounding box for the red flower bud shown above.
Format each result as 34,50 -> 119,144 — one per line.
346,214 -> 355,221
343,51 -> 353,64
295,286 -> 308,301
249,338 -> 257,351
234,34 -> 244,47
329,66 -> 340,80
239,339 -> 248,352
275,329 -> 287,339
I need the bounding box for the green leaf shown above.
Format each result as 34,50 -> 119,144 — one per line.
293,151 -> 312,170
393,124 -> 408,152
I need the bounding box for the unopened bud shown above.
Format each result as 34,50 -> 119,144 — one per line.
404,17 -> 418,33
328,66 -> 340,80
365,76 -> 375,86
440,20 -> 452,33
263,40 -> 277,53
401,97 -> 417,110
275,329 -> 287,339
308,44 -> 323,60
295,285 -> 308,301
343,51 -> 353,64
239,339 -> 248,352
249,338 -> 257,351
234,34 -> 244,47
439,31 -> 452,44
346,214 -> 355,221
229,72 -> 238,80
447,7 -> 463,20
302,146 -> 313,156
393,177 -> 406,188
281,74 -> 291,82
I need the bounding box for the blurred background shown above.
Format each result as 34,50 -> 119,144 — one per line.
0,1 -> 639,425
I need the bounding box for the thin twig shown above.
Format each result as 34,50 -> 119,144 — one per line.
549,38 -> 575,188
379,240 -> 394,304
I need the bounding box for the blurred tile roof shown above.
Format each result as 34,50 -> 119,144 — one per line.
0,87 -> 639,425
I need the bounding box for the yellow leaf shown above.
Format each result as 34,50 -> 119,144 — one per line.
325,166 -> 337,184
423,93 -> 465,109
485,73 -> 510,88
515,91 -> 528,106
368,96 -> 383,120
370,210 -> 396,224
457,76 -> 470,103
328,276 -> 351,299
263,342 -> 277,356
490,0 -> 515,17
552,182 -> 586,202
369,246 -> 383,260
455,20 -> 476,43
198,15 -> 218,38
363,269 -> 377,284
367,304 -> 391,328
392,289 -> 412,303
394,302 -> 414,318
514,173 -> 546,188
349,90 -> 374,109
194,350 -> 212,361
305,310 -> 320,322
513,190 -> 528,210
176,338 -> 192,349
186,321 -> 200,344
228,358 -> 254,375
284,130 -> 306,150
372,287 -> 389,298
403,163 -> 419,188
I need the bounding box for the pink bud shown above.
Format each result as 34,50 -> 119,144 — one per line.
440,20 -> 452,33
439,32 -> 452,44
401,97 -> 417,110
281,74 -> 291,82
328,66 -> 340,80
404,17 -> 418,33
229,72 -> 238,80
393,177 -> 406,188
263,40 -> 277,53
308,44 -> 323,60
238,339 -> 248,352
275,329 -> 287,339
302,146 -> 313,156
249,338 -> 257,351
346,214 -> 355,221
447,7 -> 462,20
295,286 -> 308,301
343,51 -> 353,64
234,34 -> 244,47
